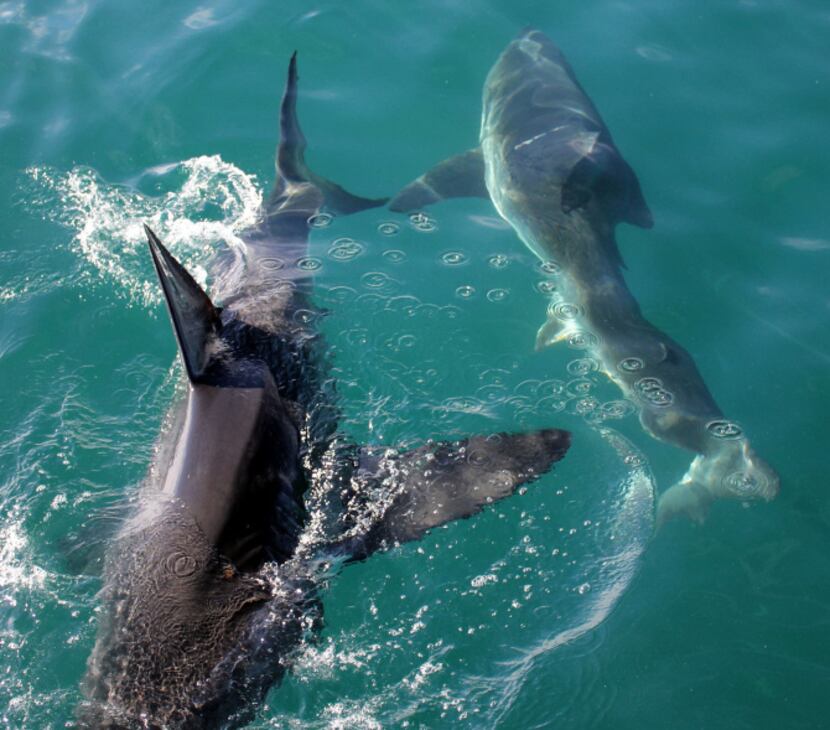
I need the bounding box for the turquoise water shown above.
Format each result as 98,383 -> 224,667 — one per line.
1,1 -> 828,727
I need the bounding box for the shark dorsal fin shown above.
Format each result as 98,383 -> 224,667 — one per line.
270,53 -> 387,216
144,225 -> 222,383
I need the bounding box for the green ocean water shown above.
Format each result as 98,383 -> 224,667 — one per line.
1,1 -> 829,727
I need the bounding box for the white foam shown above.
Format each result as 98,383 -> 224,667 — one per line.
25,156 -> 263,307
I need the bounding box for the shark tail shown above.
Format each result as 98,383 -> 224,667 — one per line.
270,52 -> 387,216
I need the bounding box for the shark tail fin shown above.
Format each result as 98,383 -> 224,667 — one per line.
144,225 -> 222,383
271,52 -> 387,216
388,147 -> 488,212
334,427 -> 571,561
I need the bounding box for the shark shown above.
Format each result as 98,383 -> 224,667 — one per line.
78,54 -> 571,728
389,28 -> 778,524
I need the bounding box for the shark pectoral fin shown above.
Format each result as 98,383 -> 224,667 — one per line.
388,147 -> 487,212
535,317 -> 569,351
271,53 -> 387,217
340,428 -> 570,561
144,225 -> 222,383
562,140 -> 653,230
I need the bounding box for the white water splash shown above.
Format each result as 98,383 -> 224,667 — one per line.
25,155 -> 262,307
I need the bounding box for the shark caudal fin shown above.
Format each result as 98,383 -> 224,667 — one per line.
388,148 -> 488,212
144,225 -> 222,383
269,52 -> 387,216
333,428 -> 570,561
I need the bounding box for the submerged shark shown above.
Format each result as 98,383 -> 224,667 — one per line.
389,29 -> 778,523
79,55 -> 571,728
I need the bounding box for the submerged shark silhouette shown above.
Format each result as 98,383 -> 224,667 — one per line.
389,29 -> 778,524
79,54 -> 571,728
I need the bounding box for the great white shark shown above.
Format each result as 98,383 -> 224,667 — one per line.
389,29 -> 778,523
79,54 -> 571,728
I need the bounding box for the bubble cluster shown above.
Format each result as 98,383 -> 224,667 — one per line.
377,221 -> 400,236
308,212 -> 333,228
328,238 -> 364,261
706,420 -> 744,440
635,377 -> 673,407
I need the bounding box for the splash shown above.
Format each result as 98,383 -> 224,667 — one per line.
24,156 -> 262,307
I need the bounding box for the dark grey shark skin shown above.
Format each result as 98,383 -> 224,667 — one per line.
389,29 -> 778,523
79,55 -> 571,729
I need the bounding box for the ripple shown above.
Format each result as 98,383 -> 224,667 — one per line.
441,251 -> 468,266
259,257 -> 285,271
723,470 -> 768,498
377,221 -> 400,236
164,551 -> 197,577
361,271 -> 390,289
600,400 -> 637,419
297,256 -> 323,271
537,260 -> 561,275
536,280 -> 557,294
409,212 -> 436,232
455,285 -> 476,299
328,238 -> 364,261
382,249 -> 407,264
553,302 -> 581,320
308,212 -> 333,228
488,254 -> 509,269
567,357 -> 599,376
635,377 -> 674,407
706,420 -> 744,440
486,288 -> 509,302
566,331 -> 598,350
618,357 -> 645,373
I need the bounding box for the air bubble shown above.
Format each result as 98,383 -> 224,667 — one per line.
635,377 -> 674,407
378,221 -> 400,236
723,470 -> 765,497
383,249 -> 407,263
328,237 -> 363,261
577,583 -> 591,595
566,331 -> 597,350
567,357 -> 599,376
409,212 -> 436,232
618,357 -> 645,373
566,378 -> 594,397
573,397 -> 599,415
537,260 -> 561,274
297,256 -> 322,271
601,400 -> 636,419
441,251 -> 468,265
165,552 -> 197,577
361,271 -> 389,289
260,257 -> 285,271
623,453 -> 644,467
486,288 -> 509,302
553,302 -> 581,320
488,254 -> 509,269
707,420 -> 744,440
398,334 -> 417,348
536,280 -> 557,294
455,285 -> 475,299
308,212 -> 333,228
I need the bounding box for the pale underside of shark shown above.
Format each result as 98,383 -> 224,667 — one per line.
389,28 -> 778,524
79,54 -> 571,729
